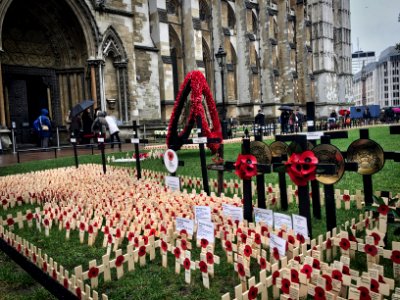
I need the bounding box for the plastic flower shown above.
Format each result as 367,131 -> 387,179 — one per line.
161,240 -> 168,252
339,238 -> 350,250
370,232 -> 381,245
331,269 -> 343,282
285,151 -> 318,186
272,247 -> 280,260
181,239 -> 187,250
281,278 -> 291,294
225,240 -> 233,252
342,194 -> 350,201
254,233 -> 261,245
358,286 -> 371,300
115,255 -> 124,267
314,286 -> 326,300
391,250 -> 400,264
199,261 -> 208,273
248,286 -> 258,300
364,244 -> 378,257
138,245 -> 147,257
370,278 -> 379,293
200,238 -> 209,248
300,264 -> 312,279
259,257 -> 267,270
377,204 -> 390,215
88,267 -> 99,279
206,252 -> 214,264
322,274 -> 332,291
173,247 -> 181,259
243,245 -> 253,257
234,154 -> 258,180
183,258 -> 191,270
290,269 -> 299,283
237,262 -> 245,277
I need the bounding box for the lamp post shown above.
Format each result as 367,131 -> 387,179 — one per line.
215,45 -> 228,139
215,45 -> 227,196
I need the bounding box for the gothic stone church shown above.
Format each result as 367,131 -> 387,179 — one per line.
0,0 -> 352,144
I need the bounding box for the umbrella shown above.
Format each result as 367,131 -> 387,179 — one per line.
392,107 -> 400,113
70,100 -> 94,117
339,109 -> 350,116
278,105 -> 293,111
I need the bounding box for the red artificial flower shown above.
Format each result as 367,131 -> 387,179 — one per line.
161,240 -> 168,252
52,270 -> 57,280
294,256 -> 301,263
370,232 -> 380,245
32,253 -> 37,263
365,218 -> 370,227
331,269 -> 343,282
183,258 -> 191,270
79,222 -> 85,231
285,151 -> 318,186
43,219 -> 49,227
237,262 -> 245,277
225,240 -> 233,252
88,267 -> 99,279
63,278 -> 69,289
234,154 -> 258,180
138,245 -> 147,257
7,218 -> 14,226
248,286 -> 258,300
115,255 -> 124,267
261,226 -> 268,236
254,233 -> 261,245
358,286 -> 371,300
200,239 -> 209,248
259,257 -> 267,270
281,278 -> 291,294
370,278 -> 379,293
364,244 -> 378,257
322,274 -> 333,291
301,264 -> 312,279
342,265 -> 350,275
199,261 -> 208,273
107,234 -> 113,244
65,222 -> 70,230
26,213 -> 33,221
391,250 -> 400,264
339,238 -> 350,251
288,235 -> 295,245
314,286 -> 326,300
206,252 -> 214,264
342,194 -> 351,202
134,237 -> 139,247
143,235 -> 149,245
180,239 -> 187,250
379,275 -> 385,283
313,258 -> 320,269
296,233 -> 305,244
240,233 -> 247,243
272,247 -> 280,260
76,287 -> 82,299
43,262 -> 48,272
173,247 -> 181,259
1,199 -> 7,206
377,204 -> 390,215
272,270 -> 280,284
291,269 -> 299,283
88,225 -> 94,234
243,245 -> 252,257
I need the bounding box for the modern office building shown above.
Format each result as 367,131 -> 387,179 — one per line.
352,51 -> 376,75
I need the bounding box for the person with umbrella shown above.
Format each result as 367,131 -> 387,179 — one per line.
81,108 -> 93,144
91,110 -> 108,139
33,108 -> 52,148
69,111 -> 82,141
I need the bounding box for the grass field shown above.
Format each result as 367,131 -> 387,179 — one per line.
0,125 -> 399,300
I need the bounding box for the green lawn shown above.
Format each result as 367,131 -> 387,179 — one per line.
0,125 -> 399,299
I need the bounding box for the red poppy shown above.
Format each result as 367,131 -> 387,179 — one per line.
26,213 -> 33,221
52,270 -> 57,280
296,233 -> 305,244
76,287 -> 82,299
391,250 -> 400,264
240,233 -> 247,243
364,244 -> 378,257
88,225 -> 94,234
377,204 -> 390,215
254,233 -> 261,245
272,270 -> 280,284
291,269 -> 299,283
199,261 -> 208,273
65,222 -> 70,230
243,245 -> 252,257
261,226 -> 268,236
143,235 -> 149,245
314,286 -> 326,300
225,240 -> 233,252
248,286 -> 258,300
365,218 -> 370,227
43,262 -> 48,272
161,240 -> 168,252
281,278 -> 291,294
107,234 -> 113,244
88,267 -> 99,279
234,154 -> 258,180
322,274 -> 332,291
370,232 -> 380,245
259,257 -> 267,270
183,258 -> 191,270
115,255 -> 124,267
342,194 -> 350,202
342,265 -> 350,275
358,286 -> 371,300
181,240 -> 187,250
285,151 -> 318,186
312,258 -> 320,269
7,218 -> 14,226
272,247 -> 280,260
288,235 -> 295,245
17,244 -> 21,252
370,278 -> 379,293
331,269 -> 342,282
1,199 -> 7,206
173,247 -> 181,259
63,278 -> 69,289
138,245 -> 147,257
32,253 -> 37,263
200,239 -> 209,248
268,187 -> 273,193
339,238 -> 350,251
378,275 -> 385,283
237,262 -> 245,277
206,252 -> 214,264
300,264 -> 312,279
79,222 -> 85,231
294,256 -> 301,263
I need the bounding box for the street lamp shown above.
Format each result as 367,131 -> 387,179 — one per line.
215,45 -> 228,139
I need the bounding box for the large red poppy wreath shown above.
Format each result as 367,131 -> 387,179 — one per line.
166,70 -> 222,153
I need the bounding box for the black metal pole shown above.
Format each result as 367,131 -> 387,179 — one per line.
196,115 -> 210,195
217,68 -> 226,196
100,142 -> 106,174
242,133 -> 253,222
133,121 -> 142,180
279,172 -> 288,211
73,142 -> 78,169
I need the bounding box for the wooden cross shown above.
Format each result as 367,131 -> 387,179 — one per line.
131,121 -> 149,180
202,249 -> 220,278
234,255 -> 251,291
181,250 -> 196,284
109,249 -> 125,279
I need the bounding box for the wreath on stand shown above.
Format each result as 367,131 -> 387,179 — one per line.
166,70 -> 222,154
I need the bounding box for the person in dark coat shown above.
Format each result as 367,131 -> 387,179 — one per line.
81,108 -> 93,144
254,110 -> 266,126
34,108 -> 52,148
69,112 -> 82,140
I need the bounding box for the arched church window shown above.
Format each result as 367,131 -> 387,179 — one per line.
167,0 -> 179,16
227,4 -> 236,29
199,0 -> 210,22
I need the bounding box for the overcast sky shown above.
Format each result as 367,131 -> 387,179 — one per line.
351,0 -> 400,57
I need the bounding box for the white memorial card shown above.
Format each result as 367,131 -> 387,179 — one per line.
292,214 -> 309,238
270,233 -> 287,257
175,217 -> 194,236
196,220 -> 215,244
194,206 -> 211,223
274,212 -> 293,230
254,208 -> 274,226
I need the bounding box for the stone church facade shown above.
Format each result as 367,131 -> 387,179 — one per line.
0,0 -> 351,143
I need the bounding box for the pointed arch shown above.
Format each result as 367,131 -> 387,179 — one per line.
169,25 -> 183,100
101,26 -> 128,61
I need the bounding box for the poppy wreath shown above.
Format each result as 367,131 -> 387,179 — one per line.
234,154 -> 258,180
285,150 -> 318,186
166,70 -> 222,154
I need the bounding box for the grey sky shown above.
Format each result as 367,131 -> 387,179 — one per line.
351,0 -> 400,57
